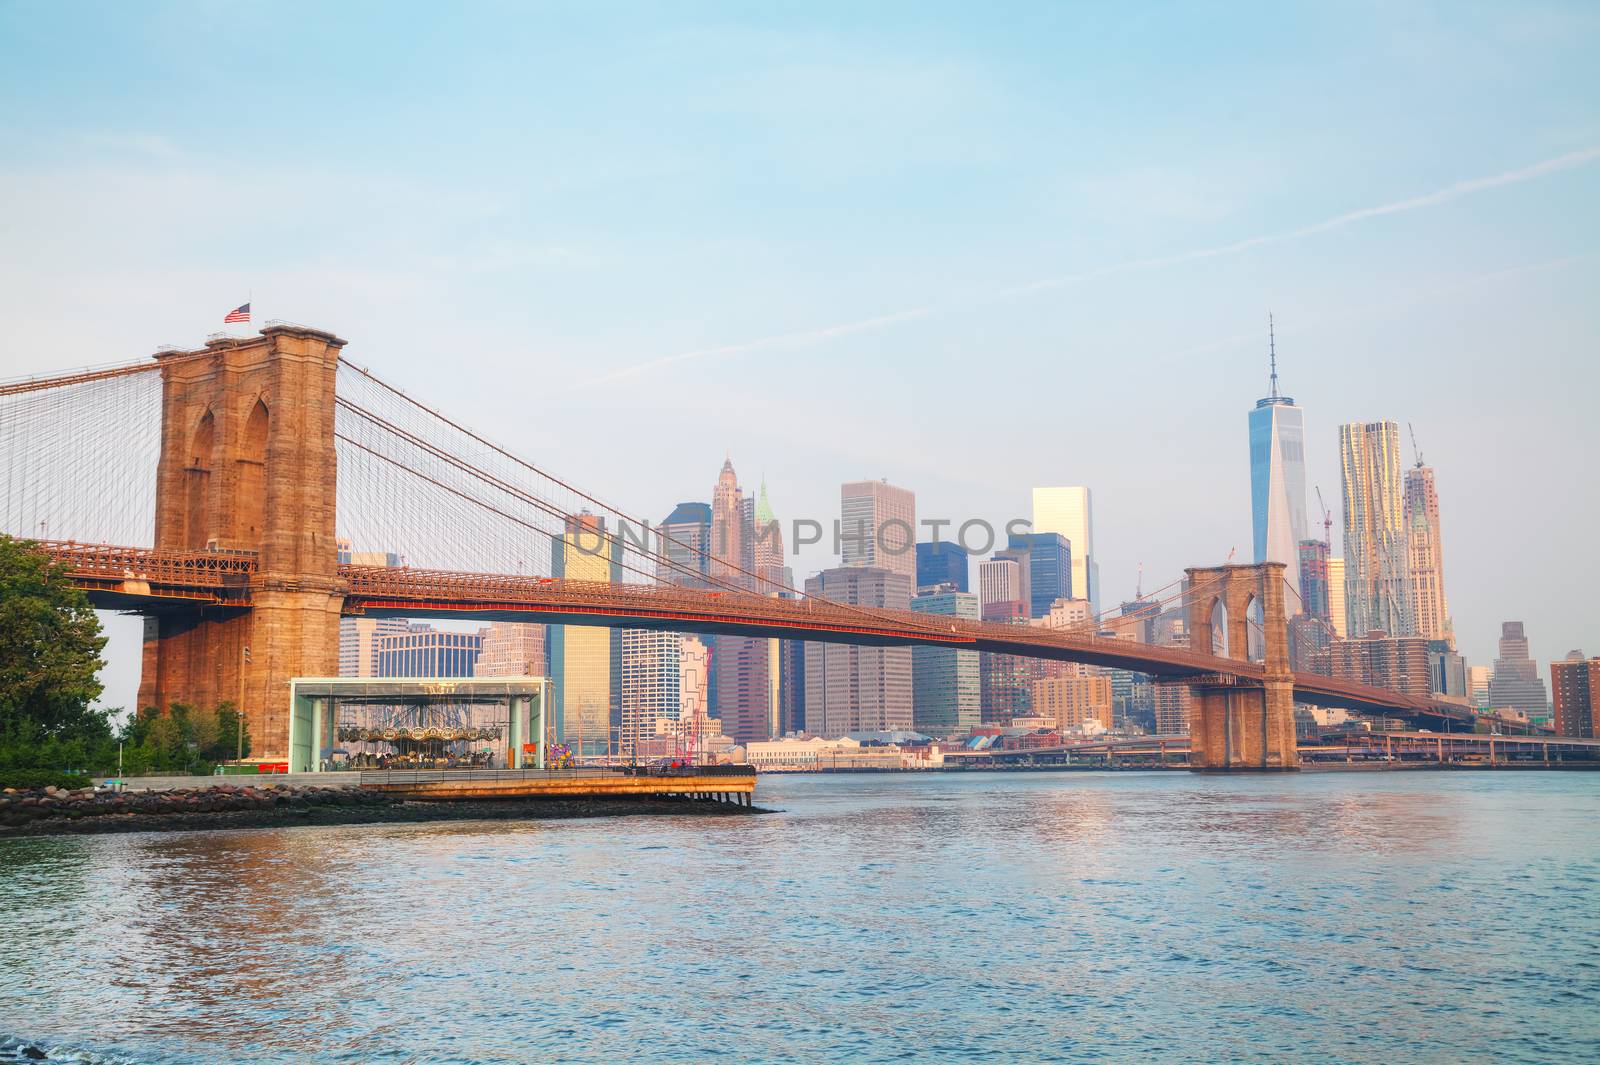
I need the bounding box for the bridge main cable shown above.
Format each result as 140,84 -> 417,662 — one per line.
0,348 -> 217,398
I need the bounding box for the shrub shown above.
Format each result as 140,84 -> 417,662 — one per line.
0,769 -> 93,791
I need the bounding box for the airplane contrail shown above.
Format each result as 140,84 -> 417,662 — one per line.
577,145 -> 1600,387
1004,145 -> 1600,296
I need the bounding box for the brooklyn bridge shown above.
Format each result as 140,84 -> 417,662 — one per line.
0,324 -> 1513,771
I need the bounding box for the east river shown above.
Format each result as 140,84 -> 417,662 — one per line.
2,770 -> 1597,1063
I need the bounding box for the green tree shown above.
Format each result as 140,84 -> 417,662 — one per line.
119,701 -> 250,775
0,535 -> 114,770
208,702 -> 251,763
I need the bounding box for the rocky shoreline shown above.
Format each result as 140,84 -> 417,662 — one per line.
0,782 -> 764,838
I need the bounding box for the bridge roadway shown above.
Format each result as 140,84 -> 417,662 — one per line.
46,539 -> 1498,729
345,568 -> 1475,724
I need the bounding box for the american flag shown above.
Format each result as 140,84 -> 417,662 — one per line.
224,302 -> 251,323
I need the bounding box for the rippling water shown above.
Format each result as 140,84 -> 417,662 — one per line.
2,771 -> 1598,1063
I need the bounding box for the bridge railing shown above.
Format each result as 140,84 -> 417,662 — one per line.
40,539 -> 258,589
340,567 -> 973,640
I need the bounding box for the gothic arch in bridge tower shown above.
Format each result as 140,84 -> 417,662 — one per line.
1206,597 -> 1229,658
1245,594 -> 1265,664
184,409 -> 214,549
235,396 -> 269,544
1183,562 -> 1298,772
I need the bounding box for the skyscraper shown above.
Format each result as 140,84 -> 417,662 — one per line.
619,629 -> 683,757
1550,653 -> 1599,738
710,458 -> 746,588
749,478 -> 790,594
1153,683 -> 1192,736
976,561 -> 1030,725
1117,597 -> 1160,645
749,478 -> 795,741
1035,597 -> 1092,629
717,631 -> 776,745
549,513 -> 623,756
1031,486 -> 1097,609
339,616 -> 410,676
1429,641 -> 1467,701
1031,673 -> 1114,731
1152,621 -> 1194,736
841,479 -> 916,581
995,531 -> 1072,619
1327,557 -> 1348,639
474,622 -> 546,677
915,540 -> 969,592
1488,621 -> 1548,719
709,458 -> 777,742
1339,421 -> 1412,636
658,501 -> 712,588
1248,318 -> 1308,599
1289,537 -> 1335,671
980,650 -> 1030,724
778,639 -> 806,736
677,635 -> 711,749
1404,460 -> 1451,644
375,624 -> 485,677
977,557 -> 1022,614
1296,539 -> 1331,620
1307,633 -> 1433,697
910,587 -> 981,736
803,566 -> 913,736
1467,664 -> 1492,708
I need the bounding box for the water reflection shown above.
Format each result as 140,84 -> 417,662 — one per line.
1,773 -> 1597,1064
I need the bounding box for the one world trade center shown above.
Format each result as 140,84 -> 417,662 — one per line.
1248,316 -> 1309,603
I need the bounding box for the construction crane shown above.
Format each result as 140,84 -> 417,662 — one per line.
1315,486 -> 1333,547
1408,422 -> 1425,468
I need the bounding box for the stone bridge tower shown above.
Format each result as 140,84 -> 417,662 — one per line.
137,326 -> 347,758
1183,562 -> 1299,771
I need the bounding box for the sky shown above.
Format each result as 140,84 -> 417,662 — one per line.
0,1 -> 1596,712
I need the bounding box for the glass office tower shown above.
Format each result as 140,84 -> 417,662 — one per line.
1248,322 -> 1308,600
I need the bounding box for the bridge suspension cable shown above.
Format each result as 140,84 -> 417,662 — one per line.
0,363 -> 162,547
331,360 -> 961,637
336,358 -> 823,597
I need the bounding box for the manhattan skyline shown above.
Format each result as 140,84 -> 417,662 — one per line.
0,3 -> 1595,700
4,8 -> 1599,1065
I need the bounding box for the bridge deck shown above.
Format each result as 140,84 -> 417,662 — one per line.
43,540 -> 1514,729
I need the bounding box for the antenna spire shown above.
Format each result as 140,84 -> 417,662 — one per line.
1268,312 -> 1280,399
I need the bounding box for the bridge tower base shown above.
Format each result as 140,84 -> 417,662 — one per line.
136,326 -> 347,759
1184,563 -> 1299,772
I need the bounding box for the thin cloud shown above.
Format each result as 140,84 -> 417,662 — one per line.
574,306 -> 932,388
581,146 -> 1600,386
